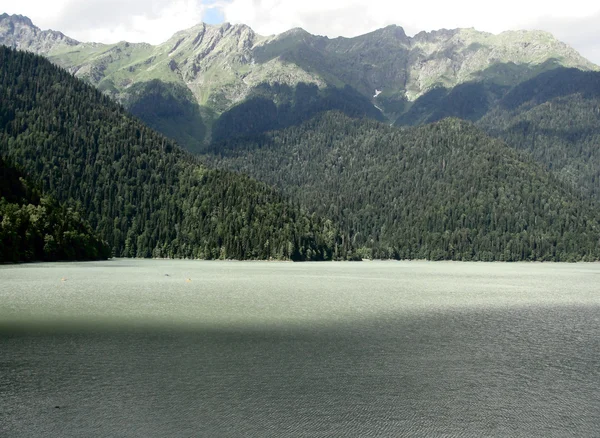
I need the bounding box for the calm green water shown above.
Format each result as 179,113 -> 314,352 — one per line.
1,260 -> 599,437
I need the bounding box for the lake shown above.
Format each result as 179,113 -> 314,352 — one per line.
1,260 -> 599,437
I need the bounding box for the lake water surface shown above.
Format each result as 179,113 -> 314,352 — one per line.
1,260 -> 599,437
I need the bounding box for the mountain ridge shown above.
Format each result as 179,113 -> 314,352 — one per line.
0,13 -> 79,54
2,13 -> 599,158
1,14 -> 596,142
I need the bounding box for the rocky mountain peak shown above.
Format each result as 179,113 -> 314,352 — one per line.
1,13 -> 34,27
412,28 -> 462,43
0,13 -> 78,54
377,24 -> 408,40
2,13 -> 598,140
279,27 -> 311,37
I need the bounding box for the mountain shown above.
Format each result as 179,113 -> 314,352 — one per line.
0,156 -> 110,263
205,112 -> 600,261
0,13 -> 78,54
395,80 -> 510,126
257,26 -> 596,113
478,68 -> 600,199
0,46 -> 340,261
394,67 -> 600,199
1,14 -> 596,151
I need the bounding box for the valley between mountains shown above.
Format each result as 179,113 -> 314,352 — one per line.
1,14 -> 599,262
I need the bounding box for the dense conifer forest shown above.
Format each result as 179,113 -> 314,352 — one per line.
2,46 -> 599,262
0,156 -> 110,262
0,47 -> 340,261
394,68 -> 600,200
207,112 -> 600,261
478,68 -> 600,199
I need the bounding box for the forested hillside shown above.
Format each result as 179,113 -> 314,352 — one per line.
207,112 -> 600,261
0,47 -> 340,261
0,157 -> 110,263
395,68 -> 600,200
478,68 -> 600,198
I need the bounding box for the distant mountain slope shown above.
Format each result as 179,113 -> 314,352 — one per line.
1,14 -> 596,151
478,68 -> 600,199
0,156 -> 110,263
206,112 -> 600,261
393,67 -> 600,200
395,81 -> 510,126
259,26 -> 597,112
0,46 -> 340,261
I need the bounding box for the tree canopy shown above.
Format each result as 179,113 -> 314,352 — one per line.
207,112 -> 600,261
0,46 -> 340,261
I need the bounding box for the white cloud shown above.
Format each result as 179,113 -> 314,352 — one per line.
76,0 -> 207,44
222,0 -> 600,36
2,0 -> 70,23
221,0 -> 600,63
2,0 -> 209,44
2,0 -> 599,63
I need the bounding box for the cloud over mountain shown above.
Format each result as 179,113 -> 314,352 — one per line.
2,0 -> 599,63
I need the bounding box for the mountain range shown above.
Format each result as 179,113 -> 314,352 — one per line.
1,13 -> 597,152
1,14 -> 600,262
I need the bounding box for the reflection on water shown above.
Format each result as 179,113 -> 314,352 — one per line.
1,261 -> 599,437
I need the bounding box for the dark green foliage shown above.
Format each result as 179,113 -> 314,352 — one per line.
207,112 -> 600,261
212,82 -> 384,143
496,67 -> 600,110
0,157 -> 110,263
395,87 -> 449,126
0,46 -> 339,261
394,67 -> 600,202
126,80 -> 208,154
375,93 -> 408,119
478,68 -> 600,198
396,82 -> 508,126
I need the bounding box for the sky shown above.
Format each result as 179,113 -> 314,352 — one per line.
1,0 -> 599,64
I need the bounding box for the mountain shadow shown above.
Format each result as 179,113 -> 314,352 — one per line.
126,80 -> 208,154
212,82 -> 384,143
478,67 -> 600,199
395,82 -> 509,126
496,67 -> 600,110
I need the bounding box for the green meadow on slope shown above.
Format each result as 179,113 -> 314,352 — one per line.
2,13 -> 597,152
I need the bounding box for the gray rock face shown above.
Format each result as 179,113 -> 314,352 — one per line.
1,13 -> 597,134
0,13 -> 78,54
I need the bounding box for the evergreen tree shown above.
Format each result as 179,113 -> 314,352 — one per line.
207,112 -> 600,261
0,156 -> 110,262
0,46 -> 340,261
